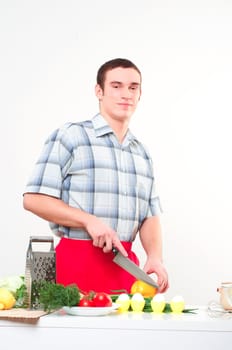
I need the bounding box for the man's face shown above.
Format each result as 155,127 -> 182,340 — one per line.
95,67 -> 141,122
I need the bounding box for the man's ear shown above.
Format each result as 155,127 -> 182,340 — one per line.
95,84 -> 103,100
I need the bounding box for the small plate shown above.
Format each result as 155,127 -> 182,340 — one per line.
63,303 -> 119,316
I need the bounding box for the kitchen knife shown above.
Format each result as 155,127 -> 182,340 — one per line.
112,248 -> 159,289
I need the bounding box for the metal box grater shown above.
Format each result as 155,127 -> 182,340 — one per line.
25,236 -> 56,309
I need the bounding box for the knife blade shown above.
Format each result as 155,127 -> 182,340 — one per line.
112,248 -> 159,289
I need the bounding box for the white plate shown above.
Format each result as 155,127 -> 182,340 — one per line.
63,303 -> 119,316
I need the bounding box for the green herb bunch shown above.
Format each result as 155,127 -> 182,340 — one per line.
33,281 -> 81,312
15,283 -> 28,308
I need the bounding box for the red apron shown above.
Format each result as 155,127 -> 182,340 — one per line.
55,237 -> 139,294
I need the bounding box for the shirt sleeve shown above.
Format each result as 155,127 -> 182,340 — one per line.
24,125 -> 74,198
146,177 -> 163,217
144,150 -> 163,218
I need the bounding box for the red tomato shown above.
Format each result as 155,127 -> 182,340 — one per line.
92,292 -> 112,307
78,298 -> 94,307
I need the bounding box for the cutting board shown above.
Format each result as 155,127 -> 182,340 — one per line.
0,308 -> 49,324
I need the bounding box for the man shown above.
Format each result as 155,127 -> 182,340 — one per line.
23,58 -> 169,294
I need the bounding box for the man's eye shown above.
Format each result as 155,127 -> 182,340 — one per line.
112,84 -> 119,88
130,86 -> 138,90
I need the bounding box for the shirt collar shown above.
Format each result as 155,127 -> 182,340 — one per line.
92,114 -> 113,137
92,113 -> 138,145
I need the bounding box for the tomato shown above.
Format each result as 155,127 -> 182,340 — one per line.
130,280 -> 157,298
92,292 -> 112,307
78,291 -> 112,307
78,298 -> 94,307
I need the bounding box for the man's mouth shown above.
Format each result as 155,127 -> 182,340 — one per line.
118,103 -> 133,107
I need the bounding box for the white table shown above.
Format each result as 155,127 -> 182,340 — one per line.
0,306 -> 231,349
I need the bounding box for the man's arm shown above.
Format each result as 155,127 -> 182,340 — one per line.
23,193 -> 128,256
139,215 -> 169,293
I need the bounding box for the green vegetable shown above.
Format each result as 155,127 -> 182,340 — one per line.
0,275 -> 24,295
15,283 -> 28,308
0,275 -> 27,308
32,281 -> 81,312
9,278 -> 81,311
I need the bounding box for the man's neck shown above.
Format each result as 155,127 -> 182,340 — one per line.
101,114 -> 129,144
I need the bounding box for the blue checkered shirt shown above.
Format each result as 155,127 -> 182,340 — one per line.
25,114 -> 162,241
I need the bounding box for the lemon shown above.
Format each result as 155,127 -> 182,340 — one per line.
130,280 -> 157,298
0,287 -> 16,310
115,293 -> 131,312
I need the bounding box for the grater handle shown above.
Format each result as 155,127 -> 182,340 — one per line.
30,236 -> 54,243
27,235 -> 55,254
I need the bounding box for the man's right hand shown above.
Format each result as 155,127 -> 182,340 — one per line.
85,215 -> 128,257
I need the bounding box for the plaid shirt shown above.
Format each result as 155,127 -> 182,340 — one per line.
25,114 -> 162,241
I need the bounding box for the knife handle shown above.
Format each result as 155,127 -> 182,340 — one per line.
112,247 -> 119,255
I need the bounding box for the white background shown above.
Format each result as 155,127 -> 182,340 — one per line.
0,0 -> 231,305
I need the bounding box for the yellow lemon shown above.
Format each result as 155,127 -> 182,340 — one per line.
0,287 -> 16,310
130,280 -> 157,298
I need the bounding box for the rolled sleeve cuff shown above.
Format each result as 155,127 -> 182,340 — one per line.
147,196 -> 163,217
24,185 -> 61,199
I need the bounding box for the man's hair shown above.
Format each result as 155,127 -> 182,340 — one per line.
96,58 -> 141,89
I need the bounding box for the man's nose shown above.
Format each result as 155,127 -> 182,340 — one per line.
121,88 -> 132,98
